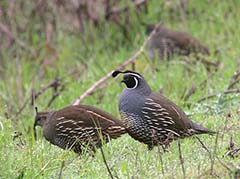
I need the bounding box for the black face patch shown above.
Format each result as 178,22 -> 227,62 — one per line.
122,75 -> 138,88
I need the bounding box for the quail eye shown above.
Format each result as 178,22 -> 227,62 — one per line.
125,77 -> 138,89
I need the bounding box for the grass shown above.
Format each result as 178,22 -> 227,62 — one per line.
0,0 -> 240,178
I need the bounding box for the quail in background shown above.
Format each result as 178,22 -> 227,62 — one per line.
112,70 -> 215,150
34,105 -> 126,154
146,24 -> 210,60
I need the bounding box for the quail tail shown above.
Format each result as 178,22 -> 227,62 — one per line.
191,122 -> 215,135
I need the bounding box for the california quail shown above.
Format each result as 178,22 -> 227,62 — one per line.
112,70 -> 215,150
34,105 -> 126,154
146,24 -> 210,60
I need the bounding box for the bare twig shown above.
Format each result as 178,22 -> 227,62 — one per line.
157,145 -> 165,175
15,97 -> 31,117
16,69 -> 80,117
16,78 -> 61,117
31,77 -> 61,105
178,140 -> 186,179
195,136 -> 214,171
99,146 -> 114,179
198,88 -> 240,102
210,131 -> 219,175
183,85 -> 197,101
183,67 -> 218,101
47,84 -> 65,108
58,160 -> 65,179
195,136 -> 212,157
0,22 -> 27,49
215,155 -> 232,173
73,23 -> 160,105
227,70 -> 240,89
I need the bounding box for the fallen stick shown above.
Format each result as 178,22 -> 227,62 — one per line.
72,23 -> 160,105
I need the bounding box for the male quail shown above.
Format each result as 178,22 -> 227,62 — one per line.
34,105 -> 126,154
146,24 -> 209,60
112,70 -> 215,150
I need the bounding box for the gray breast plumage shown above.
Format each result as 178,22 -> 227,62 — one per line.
119,89 -> 158,144
119,90 -> 181,146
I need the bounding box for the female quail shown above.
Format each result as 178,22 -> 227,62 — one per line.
34,105 -> 126,154
146,24 -> 209,60
112,70 -> 215,150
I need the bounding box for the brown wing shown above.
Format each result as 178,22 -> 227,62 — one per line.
144,93 -> 214,136
52,105 -> 125,139
73,105 -> 126,138
143,93 -> 193,136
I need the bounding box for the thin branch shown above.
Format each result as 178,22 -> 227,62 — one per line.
99,146 -> 114,179
16,78 -> 61,117
178,140 -> 186,179
157,145 -> 165,175
195,136 -> 213,168
16,69 -> 80,117
73,23 -> 160,105
183,85 -> 197,101
228,79 -> 240,90
0,22 -> 26,49
47,84 -> 65,108
195,136 -> 212,156
15,97 -> 31,117
31,77 -> 61,105
198,88 -> 240,102
227,71 -> 240,89
215,155 -> 232,173
183,67 -> 218,101
58,160 -> 65,179
210,130 -> 219,175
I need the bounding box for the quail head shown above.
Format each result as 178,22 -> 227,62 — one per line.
112,70 -> 215,150
146,24 -> 210,60
34,105 -> 126,154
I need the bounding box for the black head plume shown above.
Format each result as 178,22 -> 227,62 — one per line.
112,70 -> 142,78
112,70 -> 123,78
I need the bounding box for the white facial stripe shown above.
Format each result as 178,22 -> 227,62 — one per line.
126,77 -> 138,89
133,77 -> 138,89
125,72 -> 142,79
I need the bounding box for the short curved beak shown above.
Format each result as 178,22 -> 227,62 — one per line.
119,79 -> 125,85
120,79 -> 127,84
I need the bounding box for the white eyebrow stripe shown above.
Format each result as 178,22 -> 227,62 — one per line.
125,72 -> 142,79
